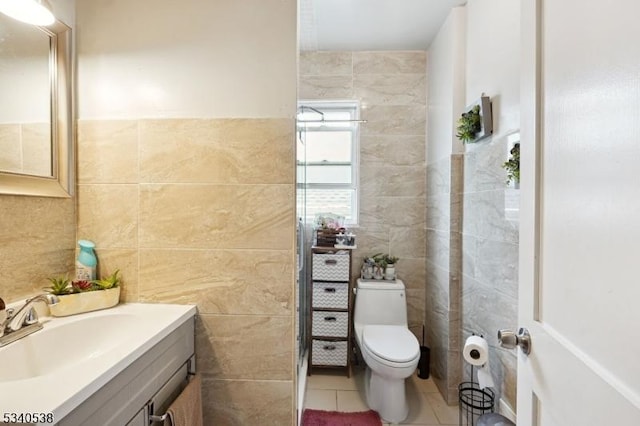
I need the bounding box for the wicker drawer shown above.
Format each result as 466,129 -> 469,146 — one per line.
312,253 -> 350,281
311,339 -> 348,366
312,310 -> 348,337
312,281 -> 348,309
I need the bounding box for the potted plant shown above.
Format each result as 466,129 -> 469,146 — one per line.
382,255 -> 399,280
361,257 -> 375,279
45,270 -> 121,317
456,105 -> 482,143
503,142 -> 520,187
456,96 -> 493,144
370,253 -> 387,280
370,253 -> 399,280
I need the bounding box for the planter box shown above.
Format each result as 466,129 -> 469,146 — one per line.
49,287 -> 121,317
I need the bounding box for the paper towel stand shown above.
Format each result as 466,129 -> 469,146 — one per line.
458,334 -> 495,426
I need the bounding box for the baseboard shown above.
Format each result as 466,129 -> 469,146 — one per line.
498,398 -> 517,423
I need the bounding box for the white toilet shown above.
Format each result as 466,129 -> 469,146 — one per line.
353,279 -> 420,423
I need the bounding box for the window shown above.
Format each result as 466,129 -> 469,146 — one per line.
297,101 -> 360,225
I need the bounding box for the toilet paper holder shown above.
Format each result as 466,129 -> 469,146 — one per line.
498,327 -> 531,355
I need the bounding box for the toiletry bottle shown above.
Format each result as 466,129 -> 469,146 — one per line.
76,239 -> 97,281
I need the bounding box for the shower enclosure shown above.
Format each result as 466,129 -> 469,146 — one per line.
295,113 -> 310,423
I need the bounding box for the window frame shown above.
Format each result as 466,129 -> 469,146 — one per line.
297,100 -> 361,226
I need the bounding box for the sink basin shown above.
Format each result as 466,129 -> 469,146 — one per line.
0,303 -> 196,422
0,313 -> 136,381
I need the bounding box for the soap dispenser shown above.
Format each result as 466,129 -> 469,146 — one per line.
76,239 -> 97,281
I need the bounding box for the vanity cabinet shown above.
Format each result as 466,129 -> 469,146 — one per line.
308,246 -> 353,376
58,319 -> 195,426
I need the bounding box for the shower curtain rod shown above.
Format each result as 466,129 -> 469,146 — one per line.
297,119 -> 368,124
297,105 -> 367,124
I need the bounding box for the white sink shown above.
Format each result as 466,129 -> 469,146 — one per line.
0,313 -> 136,381
0,303 -> 196,422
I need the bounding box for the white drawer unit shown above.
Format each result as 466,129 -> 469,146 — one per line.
312,253 -> 350,281
312,281 -> 349,309
312,311 -> 349,337
311,339 -> 348,366
309,246 -> 353,376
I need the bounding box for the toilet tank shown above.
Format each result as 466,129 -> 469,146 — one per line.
353,279 -> 408,327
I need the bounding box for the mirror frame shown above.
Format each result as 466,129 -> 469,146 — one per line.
0,19 -> 73,198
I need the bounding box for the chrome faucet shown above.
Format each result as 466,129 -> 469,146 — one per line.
0,294 -> 59,346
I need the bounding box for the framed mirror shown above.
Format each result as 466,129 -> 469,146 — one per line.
0,16 -> 73,197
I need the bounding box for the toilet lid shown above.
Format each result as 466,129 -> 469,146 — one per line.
362,325 -> 419,363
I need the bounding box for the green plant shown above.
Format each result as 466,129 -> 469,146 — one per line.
371,253 -> 387,268
456,105 -> 482,143
45,276 -> 71,295
370,253 -> 399,267
503,143 -> 520,185
93,269 -> 121,290
383,254 -> 399,265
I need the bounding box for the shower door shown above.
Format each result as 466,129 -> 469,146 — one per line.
296,121 -> 309,368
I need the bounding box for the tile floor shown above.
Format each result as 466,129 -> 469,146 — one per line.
304,366 -> 459,425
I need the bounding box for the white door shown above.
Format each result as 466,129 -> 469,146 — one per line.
518,0 -> 640,425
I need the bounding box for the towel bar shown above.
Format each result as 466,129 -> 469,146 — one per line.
149,413 -> 169,422
149,371 -> 197,423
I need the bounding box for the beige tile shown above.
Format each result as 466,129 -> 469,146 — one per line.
336,390 -> 369,412
300,51 -> 352,76
0,123 -> 22,172
0,195 -> 75,302
361,105 -> 426,136
389,227 -> 426,258
394,258 -> 426,291
21,122 -> 51,176
0,196 -> 75,249
307,370 -> 361,391
299,75 -> 353,100
139,183 -> 294,249
93,249 -> 138,302
196,314 -> 293,380
202,377 -> 293,426
350,229 -> 390,262
359,196 -> 426,231
403,385 -> 440,425
425,392 -> 459,425
409,373 -> 440,394
360,135 -> 426,167
139,118 -> 293,184
354,74 -> 426,106
77,184 -> 138,248
0,248 -> 74,303
138,248 -> 293,315
304,389 -> 337,411
407,288 -> 426,330
353,51 -> 426,75
360,166 -> 426,198
77,120 -> 139,184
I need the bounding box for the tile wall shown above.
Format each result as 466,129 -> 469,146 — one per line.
0,195 -> 75,302
0,123 -> 51,176
76,118 -> 296,425
425,154 -> 463,404
299,51 -> 427,339
461,136 -> 519,408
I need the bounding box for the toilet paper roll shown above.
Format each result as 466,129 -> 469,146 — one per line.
463,335 -> 489,366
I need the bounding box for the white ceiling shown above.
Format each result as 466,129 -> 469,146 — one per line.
299,0 -> 467,51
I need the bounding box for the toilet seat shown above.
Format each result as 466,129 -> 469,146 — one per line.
362,325 -> 419,365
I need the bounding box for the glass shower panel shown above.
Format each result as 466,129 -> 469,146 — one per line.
296,125 -> 309,368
